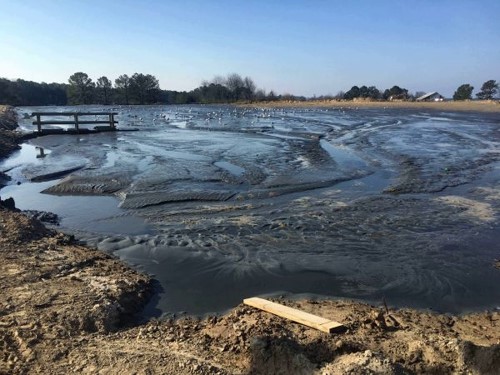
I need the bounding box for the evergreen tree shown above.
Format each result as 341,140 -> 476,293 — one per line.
476,80 -> 498,100
344,86 -> 360,100
68,72 -> 95,104
96,76 -> 112,104
383,86 -> 409,100
129,73 -> 160,104
453,84 -> 474,100
114,74 -> 131,105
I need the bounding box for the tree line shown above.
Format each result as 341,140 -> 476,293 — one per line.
452,80 -> 498,100
340,85 -> 411,100
0,78 -> 67,106
337,80 -> 498,101
0,73 -> 497,106
0,72 -> 279,106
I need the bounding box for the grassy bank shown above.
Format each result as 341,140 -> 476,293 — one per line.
241,99 -> 500,112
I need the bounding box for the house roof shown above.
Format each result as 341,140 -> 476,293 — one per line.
416,92 -> 442,101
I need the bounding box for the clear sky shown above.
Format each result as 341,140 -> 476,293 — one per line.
0,0 -> 499,97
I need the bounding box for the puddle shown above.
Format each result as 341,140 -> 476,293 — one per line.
162,150 -> 210,161
320,139 -> 368,170
0,144 -> 50,171
103,150 -> 120,168
0,180 -> 153,235
214,161 -> 246,177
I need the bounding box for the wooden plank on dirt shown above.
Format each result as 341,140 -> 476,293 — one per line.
243,297 -> 345,333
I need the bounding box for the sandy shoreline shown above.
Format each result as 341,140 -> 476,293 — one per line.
1,105 -> 500,374
240,99 -> 500,112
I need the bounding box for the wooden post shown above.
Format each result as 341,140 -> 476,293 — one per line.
36,114 -> 41,132
36,147 -> 46,158
110,114 -> 115,129
74,114 -> 79,132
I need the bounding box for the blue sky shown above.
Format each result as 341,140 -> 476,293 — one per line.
0,0 -> 498,97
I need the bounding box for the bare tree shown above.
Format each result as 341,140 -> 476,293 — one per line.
243,77 -> 256,100
254,89 -> 266,101
225,73 -> 245,100
211,75 -> 226,86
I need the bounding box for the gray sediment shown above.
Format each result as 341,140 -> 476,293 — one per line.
3,104 -> 500,315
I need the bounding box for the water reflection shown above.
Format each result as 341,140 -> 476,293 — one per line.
36,147 -> 47,159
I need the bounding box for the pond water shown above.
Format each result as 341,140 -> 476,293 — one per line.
2,104 -> 500,316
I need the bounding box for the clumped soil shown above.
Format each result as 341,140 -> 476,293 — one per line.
1,205 -> 499,374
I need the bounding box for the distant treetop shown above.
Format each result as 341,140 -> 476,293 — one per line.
476,80 -> 498,100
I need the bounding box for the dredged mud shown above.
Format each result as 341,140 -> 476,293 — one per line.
2,105 -> 500,315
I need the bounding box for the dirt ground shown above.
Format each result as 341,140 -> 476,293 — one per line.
1,105 -> 500,374
242,99 -> 500,113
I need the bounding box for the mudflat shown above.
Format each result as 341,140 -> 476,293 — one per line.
8,104 -> 500,315
1,105 -> 500,374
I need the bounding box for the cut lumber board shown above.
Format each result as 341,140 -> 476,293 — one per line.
243,297 -> 345,333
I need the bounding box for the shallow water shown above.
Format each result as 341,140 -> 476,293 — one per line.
2,104 -> 500,315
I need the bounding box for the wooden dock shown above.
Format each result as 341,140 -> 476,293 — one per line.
32,112 -> 118,134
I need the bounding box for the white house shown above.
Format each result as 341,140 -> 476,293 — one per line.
416,92 -> 444,102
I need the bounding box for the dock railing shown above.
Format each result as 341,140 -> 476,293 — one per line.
32,112 -> 118,133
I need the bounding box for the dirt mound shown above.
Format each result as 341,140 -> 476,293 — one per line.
0,105 -> 20,159
0,105 -> 22,189
0,209 -> 152,374
0,105 -> 18,132
0,205 -> 52,243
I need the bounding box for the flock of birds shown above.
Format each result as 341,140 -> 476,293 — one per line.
118,106 -> 357,130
